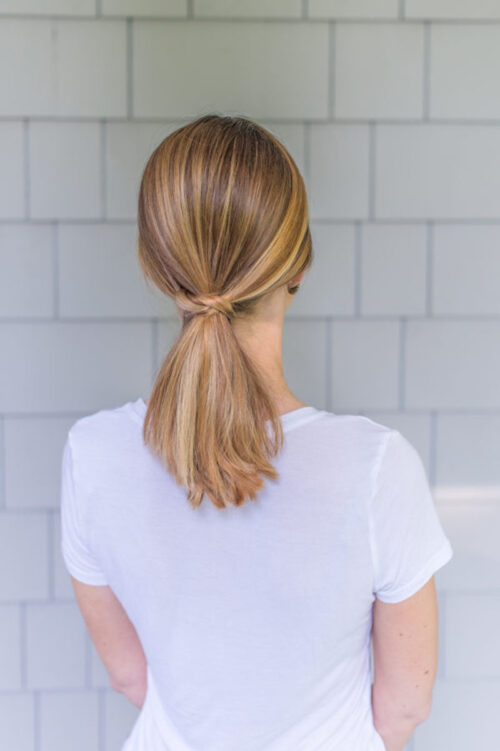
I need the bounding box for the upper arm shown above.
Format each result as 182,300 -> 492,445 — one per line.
368,429 -> 454,719
60,430 -> 146,690
70,576 -> 147,691
371,575 -> 439,720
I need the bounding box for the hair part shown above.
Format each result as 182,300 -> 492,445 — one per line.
137,113 -> 313,509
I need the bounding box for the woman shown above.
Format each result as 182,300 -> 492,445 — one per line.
60,114 -> 453,751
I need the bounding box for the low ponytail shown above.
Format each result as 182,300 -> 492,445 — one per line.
137,114 -> 313,509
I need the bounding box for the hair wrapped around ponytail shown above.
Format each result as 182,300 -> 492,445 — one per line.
137,114 -> 313,509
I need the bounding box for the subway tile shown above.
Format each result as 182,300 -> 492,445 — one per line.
292,224 -> 355,316
132,21 -> 329,119
405,321 -> 500,409
0,19 -> 126,117
5,416 -> 73,509
308,124 -> 370,219
0,224 -> 53,317
0,122 -> 25,219
330,320 -> 400,410
283,320 -> 328,408
0,0 -> 95,13
0,322 -> 153,413
432,224 -> 500,315
40,691 -> 99,751
58,223 -> 168,318
0,512 -> 49,602
309,0 -> 398,18
29,122 -> 101,220
413,680 -> 500,749
437,503 -> 500,590
436,414 -> 500,499
0,694 -> 35,751
26,601 -> 86,689
376,125 -> 500,219
446,594 -> 500,677
103,0 -> 185,15
430,24 -> 500,119
360,223 -> 427,316
0,604 -> 22,690
406,0 -> 500,20
194,0 -> 301,17
335,23 -> 424,119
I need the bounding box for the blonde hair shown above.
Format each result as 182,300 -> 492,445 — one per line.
137,114 -> 313,509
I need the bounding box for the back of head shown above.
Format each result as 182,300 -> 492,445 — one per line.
137,114 -> 313,509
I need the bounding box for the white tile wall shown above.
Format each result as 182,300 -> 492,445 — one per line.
0,224 -> 54,317
406,0 -> 500,20
0,604 -> 22,689
132,21 -> 330,119
334,23 -> 424,119
432,225 -> 500,315
0,694 -> 35,751
0,122 -> 25,218
360,224 -> 427,316
194,0 -> 302,18
0,513 -> 49,601
309,0 -> 399,19
0,4 -> 497,750
26,601 -> 87,688
375,124 -> 500,219
430,24 -> 500,120
0,19 -> 126,117
308,124 -> 370,219
29,121 -> 102,219
39,691 -> 100,751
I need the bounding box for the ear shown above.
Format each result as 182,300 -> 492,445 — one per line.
290,270 -> 306,287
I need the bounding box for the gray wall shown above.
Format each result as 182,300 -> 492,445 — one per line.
0,1 -> 499,749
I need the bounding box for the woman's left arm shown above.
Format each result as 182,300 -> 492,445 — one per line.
70,576 -> 147,709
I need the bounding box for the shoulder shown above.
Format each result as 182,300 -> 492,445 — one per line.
315,409 -> 395,453
66,400 -> 141,481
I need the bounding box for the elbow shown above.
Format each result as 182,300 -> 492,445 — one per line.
110,673 -> 147,709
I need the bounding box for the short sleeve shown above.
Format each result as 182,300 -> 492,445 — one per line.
60,432 -> 108,586
369,429 -> 453,604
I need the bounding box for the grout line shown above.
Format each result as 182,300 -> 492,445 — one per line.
426,221 -> 433,316
96,0 -> 101,17
0,417 -> 5,509
429,409 -> 438,487
100,121 -> 106,219
399,318 -> 406,410
7,115 -> 500,126
98,688 -> 106,751
325,317 -> 332,412
126,18 -> 133,119
399,0 -> 405,20
354,222 -> 362,316
328,22 -> 335,120
6,216 -> 500,226
53,222 -> 59,318
368,122 -> 376,220
85,632 -> 92,689
423,21 -> 430,120
0,14 -> 500,23
33,690 -> 40,751
23,119 -> 30,219
20,602 -> 27,688
302,0 -> 308,20
303,121 -> 310,187
47,511 -> 54,600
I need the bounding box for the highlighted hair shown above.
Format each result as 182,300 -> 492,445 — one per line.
137,114 -> 313,509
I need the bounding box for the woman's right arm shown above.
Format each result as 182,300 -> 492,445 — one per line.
371,576 -> 440,751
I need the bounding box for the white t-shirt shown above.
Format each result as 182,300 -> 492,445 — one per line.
60,398 -> 453,751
